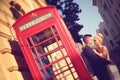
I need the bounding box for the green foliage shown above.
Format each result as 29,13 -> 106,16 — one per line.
46,0 -> 83,44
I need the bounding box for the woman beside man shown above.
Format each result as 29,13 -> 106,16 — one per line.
93,33 -> 109,59
81,33 -> 112,80
93,33 -> 120,80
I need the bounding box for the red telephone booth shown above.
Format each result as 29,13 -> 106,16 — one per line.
13,6 -> 92,80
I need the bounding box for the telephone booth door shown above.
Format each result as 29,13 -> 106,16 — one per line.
13,6 -> 92,80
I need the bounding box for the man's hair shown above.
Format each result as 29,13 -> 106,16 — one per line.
83,34 -> 92,42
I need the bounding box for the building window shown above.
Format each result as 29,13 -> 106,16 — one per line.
103,28 -> 109,36
103,3 -> 108,10
119,4 -> 120,7
110,0 -> 113,4
116,9 -> 120,17
103,14 -> 109,24
109,40 -> 115,47
106,0 -> 111,8
114,13 -> 120,23
110,28 -> 116,37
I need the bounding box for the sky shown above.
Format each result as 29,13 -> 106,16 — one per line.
74,0 -> 103,36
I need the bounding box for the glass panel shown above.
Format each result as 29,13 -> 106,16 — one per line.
31,48 -> 37,58
32,28 -> 54,44
36,45 -> 45,56
41,55 -> 51,67
73,72 -> 79,79
35,58 -> 42,68
40,70 -> 47,80
47,49 -> 63,63
45,66 -> 55,78
66,58 -> 73,68
44,37 -> 62,53
27,38 -> 32,47
66,57 -> 72,64
52,26 -> 58,34
61,48 -> 67,56
53,59 -> 68,80
52,59 -> 68,73
26,26 -> 79,80
35,56 -> 51,68
71,68 -> 75,72
52,59 -> 77,80
62,70 -> 73,80
36,38 -> 57,54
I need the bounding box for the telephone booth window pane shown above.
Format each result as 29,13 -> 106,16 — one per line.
36,38 -> 56,55
35,58 -> 42,68
36,45 -> 45,56
32,28 -> 56,45
44,36 -> 62,52
48,49 -> 63,62
26,26 -> 79,80
27,38 -> 32,47
52,59 -> 77,80
40,70 -> 47,80
31,48 -> 37,58
52,26 -> 57,34
73,72 -> 78,79
44,66 -> 55,78
30,48 -> 43,68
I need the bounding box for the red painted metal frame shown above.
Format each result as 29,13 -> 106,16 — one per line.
13,6 -> 92,80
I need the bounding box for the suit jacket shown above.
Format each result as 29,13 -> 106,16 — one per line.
82,45 -> 111,65
82,45 -> 112,80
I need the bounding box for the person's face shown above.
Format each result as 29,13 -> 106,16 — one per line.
87,37 -> 93,45
94,37 -> 99,45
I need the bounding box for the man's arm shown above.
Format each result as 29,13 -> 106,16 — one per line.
84,46 -> 111,65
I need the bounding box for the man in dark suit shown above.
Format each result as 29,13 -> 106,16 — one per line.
81,34 -> 112,80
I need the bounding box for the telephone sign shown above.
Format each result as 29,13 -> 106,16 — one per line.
19,12 -> 52,31
13,6 -> 92,80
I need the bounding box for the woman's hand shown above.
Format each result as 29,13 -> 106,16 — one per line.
93,49 -> 105,59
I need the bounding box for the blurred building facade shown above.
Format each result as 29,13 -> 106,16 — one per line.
0,0 -> 47,80
96,22 -> 116,52
93,0 -> 120,73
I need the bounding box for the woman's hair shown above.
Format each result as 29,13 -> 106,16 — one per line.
97,33 -> 103,39
94,35 -> 103,44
